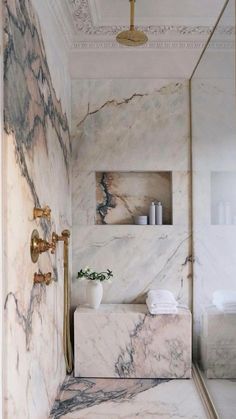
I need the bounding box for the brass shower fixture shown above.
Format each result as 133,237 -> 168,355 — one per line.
30,229 -> 71,263
30,229 -> 56,263
116,0 -> 148,47
34,272 -> 53,286
33,206 -> 51,220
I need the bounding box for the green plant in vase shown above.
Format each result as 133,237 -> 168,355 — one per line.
77,267 -> 113,308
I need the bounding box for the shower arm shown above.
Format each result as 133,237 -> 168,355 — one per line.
130,0 -> 135,30
52,230 -> 73,374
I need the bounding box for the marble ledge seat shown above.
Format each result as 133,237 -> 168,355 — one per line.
74,304 -> 192,379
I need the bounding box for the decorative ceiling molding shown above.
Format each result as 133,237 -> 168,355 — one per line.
68,0 -> 213,36
71,39 -> 234,50
47,0 -> 234,51
71,40 -> 206,50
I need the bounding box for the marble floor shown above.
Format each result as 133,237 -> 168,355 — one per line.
205,378 -> 236,419
50,376 -> 207,419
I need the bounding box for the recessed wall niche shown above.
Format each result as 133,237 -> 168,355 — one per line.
96,171 -> 172,225
211,171 -> 236,225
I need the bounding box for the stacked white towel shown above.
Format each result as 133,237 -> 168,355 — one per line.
213,290 -> 236,313
146,289 -> 178,315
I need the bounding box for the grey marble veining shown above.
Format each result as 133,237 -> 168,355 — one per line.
3,0 -> 71,417
50,376 -> 207,419
96,171 -> 172,225
74,304 -> 192,379
72,225 -> 191,306
71,79 -> 191,308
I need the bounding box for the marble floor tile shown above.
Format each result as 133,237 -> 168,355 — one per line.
50,376 -> 207,419
205,378 -> 236,419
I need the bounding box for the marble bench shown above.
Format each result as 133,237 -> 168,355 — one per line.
74,304 -> 192,378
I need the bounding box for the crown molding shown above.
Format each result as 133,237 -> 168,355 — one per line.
69,0 -> 213,36
48,0 -> 234,51
71,39 -> 234,51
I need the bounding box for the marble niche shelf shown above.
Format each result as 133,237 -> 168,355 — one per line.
96,171 -> 172,226
74,304 -> 192,379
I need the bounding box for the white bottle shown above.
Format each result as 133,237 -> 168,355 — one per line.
225,202 -> 232,225
217,201 -> 225,225
149,202 -> 156,225
155,202 -> 163,225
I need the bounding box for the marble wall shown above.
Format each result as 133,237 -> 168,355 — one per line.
72,79 -> 191,307
3,1 -> 71,418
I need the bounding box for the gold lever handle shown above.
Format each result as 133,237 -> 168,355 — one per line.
34,272 -> 53,286
33,206 -> 51,220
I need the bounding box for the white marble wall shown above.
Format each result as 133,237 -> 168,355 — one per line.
3,1 -> 71,418
72,79 -> 191,307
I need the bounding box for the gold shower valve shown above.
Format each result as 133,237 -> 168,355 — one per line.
30,229 -> 56,263
34,272 -> 53,286
33,206 -> 51,220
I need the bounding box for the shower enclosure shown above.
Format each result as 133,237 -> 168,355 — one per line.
191,0 -> 236,416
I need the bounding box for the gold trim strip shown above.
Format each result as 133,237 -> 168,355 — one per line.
190,0 -> 230,80
192,364 -> 220,419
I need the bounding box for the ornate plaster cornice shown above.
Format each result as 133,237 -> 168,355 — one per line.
49,0 -> 235,51
69,0 -> 212,37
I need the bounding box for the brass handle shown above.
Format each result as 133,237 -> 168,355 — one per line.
30,230 -> 56,263
34,272 -> 53,286
33,206 -> 51,220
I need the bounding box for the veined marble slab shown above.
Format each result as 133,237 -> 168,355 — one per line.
4,0 -> 71,418
71,78 -> 191,310
74,304 -> 192,379
50,377 -> 207,419
72,225 -> 191,306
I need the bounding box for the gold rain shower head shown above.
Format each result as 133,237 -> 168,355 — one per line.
116,0 -> 148,47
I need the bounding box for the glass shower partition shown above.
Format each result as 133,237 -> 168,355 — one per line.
191,0 -> 236,417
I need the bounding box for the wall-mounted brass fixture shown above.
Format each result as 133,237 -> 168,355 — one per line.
34,272 -> 53,286
33,206 -> 51,220
30,229 -> 56,263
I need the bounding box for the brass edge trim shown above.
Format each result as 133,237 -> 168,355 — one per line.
192,364 -> 220,419
190,0 -> 230,80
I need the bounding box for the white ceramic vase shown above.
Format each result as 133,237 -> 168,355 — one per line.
86,280 -> 103,309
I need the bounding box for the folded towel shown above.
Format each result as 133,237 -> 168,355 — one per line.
147,289 -> 177,308
146,289 -> 178,315
148,307 -> 178,315
213,290 -> 236,312
214,302 -> 236,313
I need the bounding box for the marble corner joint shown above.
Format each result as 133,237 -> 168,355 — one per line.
74,304 -> 192,379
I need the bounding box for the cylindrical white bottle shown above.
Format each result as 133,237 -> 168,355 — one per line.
149,202 -> 156,225
155,202 -> 163,225
217,201 -> 225,225
225,202 -> 232,225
